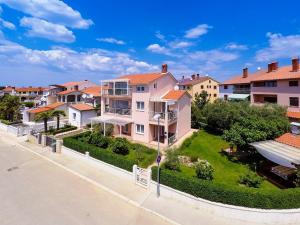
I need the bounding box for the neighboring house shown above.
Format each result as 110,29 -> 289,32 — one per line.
68,104 -> 96,128
178,74 -> 220,102
23,102 -> 67,123
81,86 -> 102,107
220,58 -> 300,120
57,80 -> 96,104
93,64 -> 192,147
0,86 -> 45,102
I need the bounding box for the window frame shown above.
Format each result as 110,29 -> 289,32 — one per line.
290,97 -> 299,107
135,124 -> 144,135
136,85 -> 145,92
136,101 -> 145,111
289,80 -> 299,87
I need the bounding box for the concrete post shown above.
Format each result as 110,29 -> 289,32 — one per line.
41,134 -> 47,147
56,139 -> 62,153
133,164 -> 137,183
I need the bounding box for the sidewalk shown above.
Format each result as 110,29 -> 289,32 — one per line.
1,131 -> 264,225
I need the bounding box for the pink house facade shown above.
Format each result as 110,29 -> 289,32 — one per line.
94,64 -> 192,147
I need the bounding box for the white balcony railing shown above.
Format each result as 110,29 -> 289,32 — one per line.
103,88 -> 132,96
104,107 -> 131,116
149,111 -> 177,123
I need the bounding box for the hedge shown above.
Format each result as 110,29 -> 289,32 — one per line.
50,126 -> 77,135
63,136 -> 135,172
0,119 -> 22,125
152,167 -> 300,209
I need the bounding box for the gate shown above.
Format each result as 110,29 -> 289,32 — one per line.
45,136 -> 57,152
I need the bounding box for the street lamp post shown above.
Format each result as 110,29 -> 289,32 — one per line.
153,113 -> 161,197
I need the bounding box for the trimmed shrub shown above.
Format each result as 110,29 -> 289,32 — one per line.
89,132 -> 110,148
23,102 -> 34,108
195,160 -> 214,180
63,136 -> 135,171
164,150 -> 180,171
151,167 -> 300,209
110,138 -> 129,155
239,172 -> 264,188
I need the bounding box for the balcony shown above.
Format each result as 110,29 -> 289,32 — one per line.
103,88 -> 132,97
233,87 -> 250,94
104,107 -> 131,116
149,111 -> 177,123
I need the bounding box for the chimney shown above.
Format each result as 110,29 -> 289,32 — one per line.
242,67 -> 248,78
162,64 -> 168,73
292,58 -> 299,72
182,75 -> 185,80
191,74 -> 196,80
74,85 -> 79,91
268,63 -> 273,73
272,61 -> 278,71
197,74 -> 200,79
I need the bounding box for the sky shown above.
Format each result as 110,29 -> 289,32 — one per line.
1,0 -> 300,86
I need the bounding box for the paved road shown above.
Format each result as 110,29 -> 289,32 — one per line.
0,135 -> 172,225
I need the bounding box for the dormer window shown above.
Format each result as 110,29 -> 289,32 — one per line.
136,85 -> 145,92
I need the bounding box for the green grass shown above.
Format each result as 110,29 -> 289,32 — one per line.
177,130 -> 278,191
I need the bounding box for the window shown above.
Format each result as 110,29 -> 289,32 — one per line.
290,97 -> 299,107
224,85 -> 228,89
214,94 -> 217,97
136,101 -> 145,111
209,80 -> 211,83
154,83 -> 157,88
136,85 -> 145,92
201,85 -> 204,89
136,124 -> 144,134
289,81 -> 299,87
214,86 -> 217,89
224,95 -> 228,101
72,113 -> 76,120
265,81 -> 277,87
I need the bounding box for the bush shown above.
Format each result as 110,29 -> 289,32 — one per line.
164,149 -> 180,171
88,132 -> 110,148
195,160 -> 214,180
47,125 -> 77,135
151,167 -> 300,209
23,102 -> 34,108
110,138 -> 129,155
92,123 -> 114,136
63,136 -> 135,171
293,171 -> 300,187
238,172 -> 264,188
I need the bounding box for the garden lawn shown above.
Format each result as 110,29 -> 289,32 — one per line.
178,130 -> 278,191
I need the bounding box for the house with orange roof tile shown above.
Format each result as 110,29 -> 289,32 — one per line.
0,86 -> 45,103
91,64 -> 192,147
220,58 -> 300,121
177,74 -> 220,102
68,103 -> 97,127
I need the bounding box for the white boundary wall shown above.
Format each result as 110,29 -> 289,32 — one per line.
61,146 -> 300,225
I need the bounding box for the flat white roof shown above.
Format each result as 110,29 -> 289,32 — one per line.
251,140 -> 300,168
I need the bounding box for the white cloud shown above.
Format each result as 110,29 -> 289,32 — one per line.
20,17 -> 75,43
96,37 -> 125,45
0,5 -> 2,14
0,18 -> 15,30
0,0 -> 93,29
188,50 -> 239,62
0,39 -> 157,75
225,42 -> 248,50
146,43 -> 171,55
184,24 -> 212,39
256,33 -> 300,62
169,41 -> 193,49
155,31 -> 165,41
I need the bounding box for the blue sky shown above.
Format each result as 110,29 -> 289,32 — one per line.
1,0 -> 300,86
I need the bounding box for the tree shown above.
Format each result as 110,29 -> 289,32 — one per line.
0,95 -> 21,122
194,91 -> 210,109
34,111 -> 53,133
51,110 -> 66,130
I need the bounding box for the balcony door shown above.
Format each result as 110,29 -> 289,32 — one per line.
112,100 -> 129,109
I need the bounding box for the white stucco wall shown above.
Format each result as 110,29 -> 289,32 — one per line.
219,84 -> 234,99
68,107 -> 96,128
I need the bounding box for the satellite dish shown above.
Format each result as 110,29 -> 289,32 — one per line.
82,94 -> 87,99
174,85 -> 179,91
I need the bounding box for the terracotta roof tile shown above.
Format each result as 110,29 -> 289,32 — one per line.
118,73 -> 165,85
60,81 -> 87,87
287,111 -> 300,119
57,90 -> 82,95
162,90 -> 190,101
82,86 -> 102,97
16,87 -> 44,92
28,102 -> 65,114
70,104 -> 95,111
276,133 -> 300,149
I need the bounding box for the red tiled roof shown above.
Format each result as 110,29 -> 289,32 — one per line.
82,86 -> 102,97
178,76 -> 210,86
162,90 -> 190,101
16,87 -> 44,92
60,80 -> 88,87
70,104 -> 95,111
118,73 -> 165,85
276,133 -> 300,149
2,87 -> 14,92
28,102 -> 65,114
57,90 -> 82,95
287,111 -> 300,119
223,65 -> 300,85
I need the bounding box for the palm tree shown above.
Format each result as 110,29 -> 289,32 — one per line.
34,111 -> 53,133
51,110 -> 66,130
